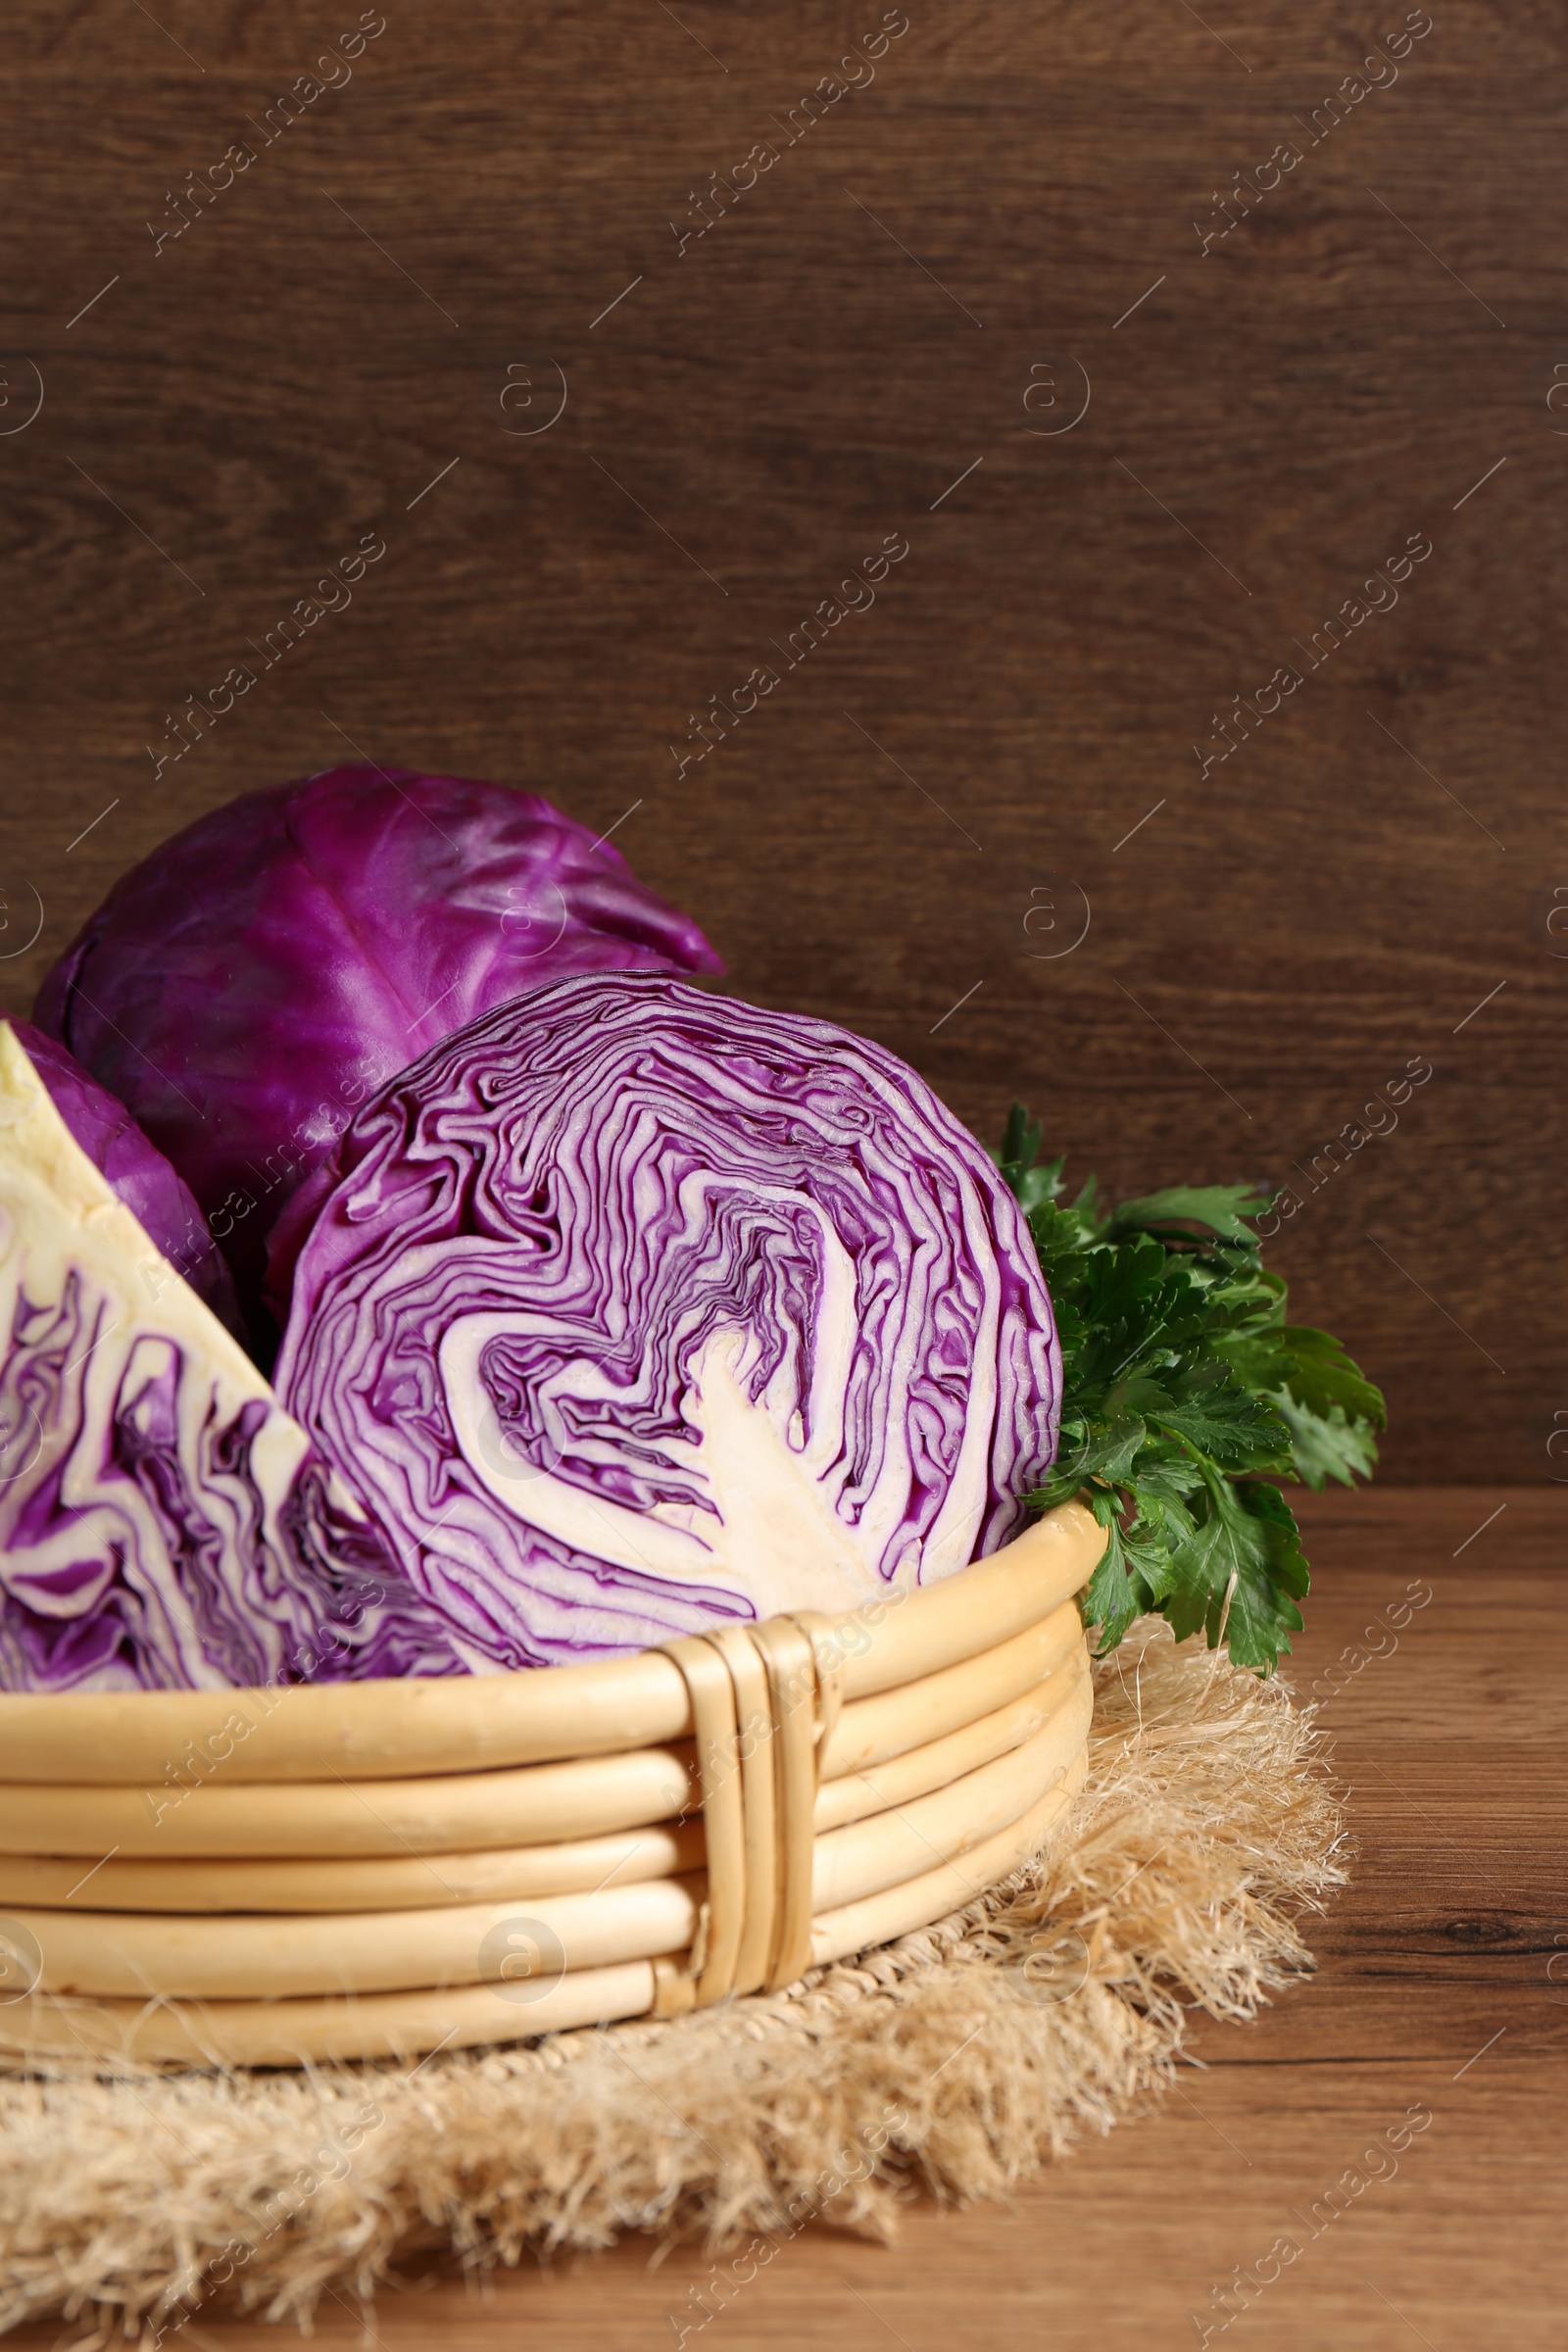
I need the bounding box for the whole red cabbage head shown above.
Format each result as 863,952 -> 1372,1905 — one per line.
33,767 -> 721,1343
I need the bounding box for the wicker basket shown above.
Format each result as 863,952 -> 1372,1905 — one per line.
0,1501 -> 1102,2069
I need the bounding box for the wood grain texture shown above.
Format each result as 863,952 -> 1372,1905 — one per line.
0,0 -> 1561,1488
6,1485 -> 1558,2348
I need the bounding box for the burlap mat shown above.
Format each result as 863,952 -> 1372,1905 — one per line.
0,1620 -> 1345,2341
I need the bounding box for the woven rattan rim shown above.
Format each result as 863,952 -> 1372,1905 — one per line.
0,1502 -> 1101,1783
0,1508 -> 1103,2065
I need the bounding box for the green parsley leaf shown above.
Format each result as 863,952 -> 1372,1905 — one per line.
998,1102 -> 1381,1677
1107,1183 -> 1276,1250
996,1103 -> 1067,1214
1157,1470 -> 1309,1672
1126,1362 -> 1294,1472
1274,1391 -> 1381,1491
1279,1325 -> 1388,1431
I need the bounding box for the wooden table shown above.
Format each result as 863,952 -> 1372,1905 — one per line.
15,1484 -> 1546,2352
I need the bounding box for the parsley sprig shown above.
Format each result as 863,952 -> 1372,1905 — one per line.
993,1105 -> 1386,1677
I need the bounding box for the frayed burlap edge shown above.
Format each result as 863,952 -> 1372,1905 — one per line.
0,1622 -> 1347,2342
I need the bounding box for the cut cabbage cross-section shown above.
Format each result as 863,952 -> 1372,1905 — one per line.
275,975 -> 1061,1667
0,1022 -> 466,1690
8,1018 -> 243,1342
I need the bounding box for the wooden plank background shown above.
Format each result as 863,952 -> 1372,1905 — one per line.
1,0 -> 1562,1481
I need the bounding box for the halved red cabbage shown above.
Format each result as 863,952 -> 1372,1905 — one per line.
0,1022 -> 467,1690
32,767 -> 721,1337
275,975 -> 1060,1666
9,1019 -> 243,1341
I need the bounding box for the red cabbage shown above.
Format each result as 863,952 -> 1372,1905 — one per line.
0,1022 -> 467,1690
8,1019 -> 243,1342
32,767 -> 721,1338
275,975 -> 1060,1666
